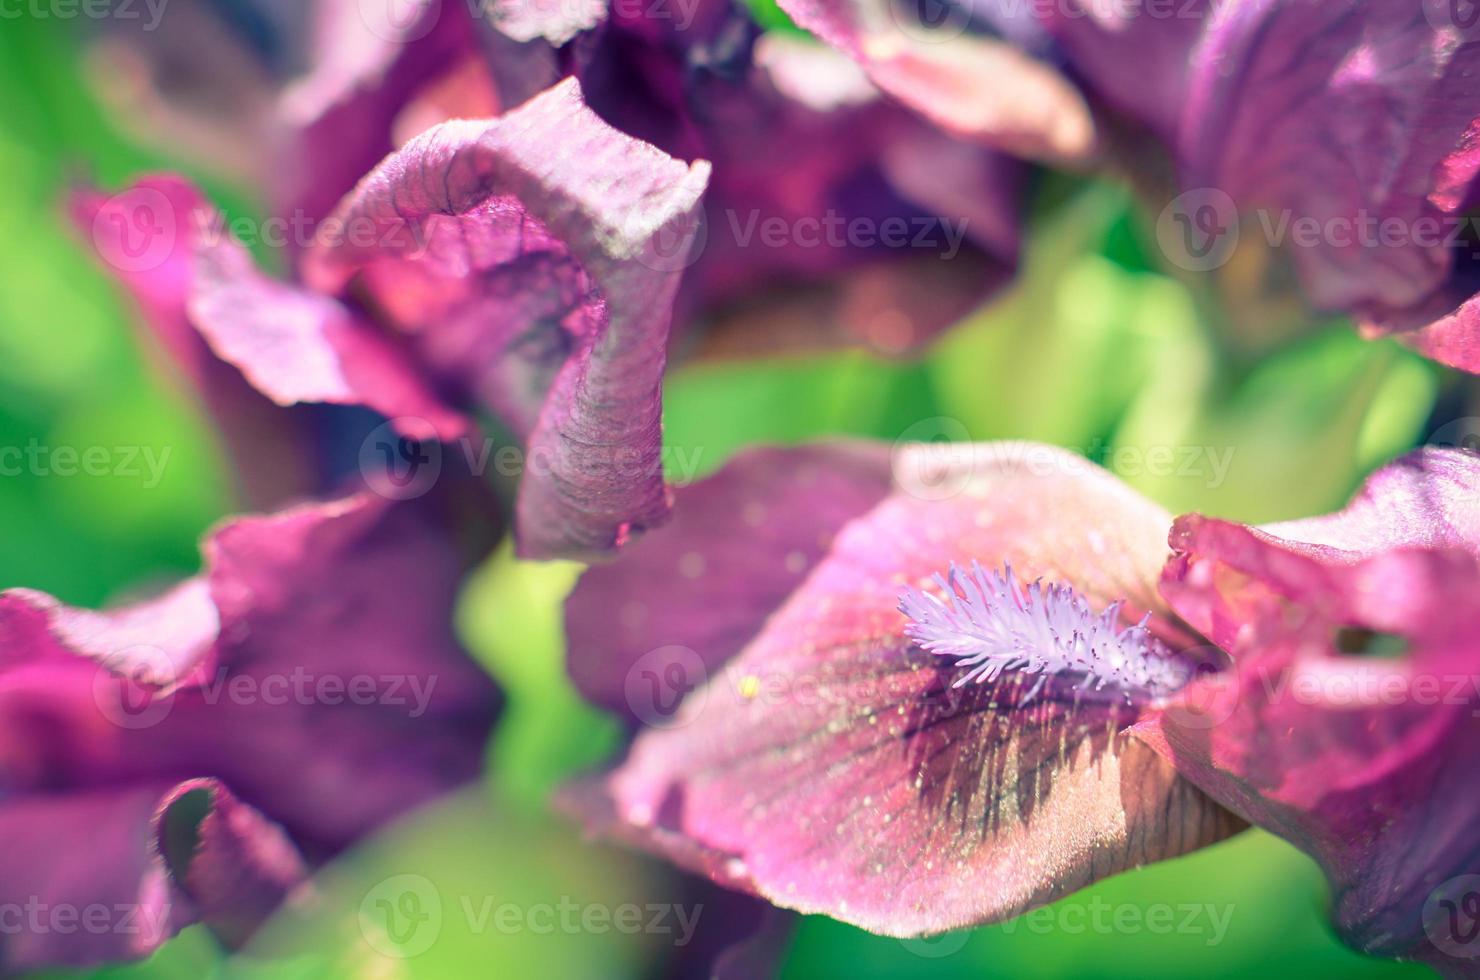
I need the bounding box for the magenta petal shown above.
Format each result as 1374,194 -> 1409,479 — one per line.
1141,449 -> 1480,963
306,77 -> 711,559
275,0 -> 528,231
1373,295 -> 1480,375
566,443 -> 893,723
565,443 -> 1240,934
187,220 -> 468,442
0,779 -> 304,972
73,176 -> 317,506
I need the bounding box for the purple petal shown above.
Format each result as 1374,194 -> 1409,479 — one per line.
1180,1 -> 1480,364
1141,449 -> 1480,963
0,779 -> 304,972
276,0 -> 556,231
1032,0 -> 1211,144
187,211 -> 468,442
565,442 -> 1240,934
0,492 -> 500,969
565,443 -> 893,723
690,36 -> 1024,353
306,77 -> 711,559
72,177 -> 315,506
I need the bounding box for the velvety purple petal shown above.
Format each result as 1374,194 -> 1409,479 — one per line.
306,77 -> 711,559
0,779 -> 305,973
565,443 -> 893,723
187,215 -> 468,442
276,0 -> 556,231
0,491 -> 500,885
688,36 -> 1023,353
79,175 -> 468,449
1181,2 -> 1480,319
1363,289 -> 1480,375
1140,449 -> 1480,964
772,0 -> 1096,160
566,443 -> 1240,935
1032,0 -> 1210,144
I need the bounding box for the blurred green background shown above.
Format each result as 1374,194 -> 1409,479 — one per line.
2,11 -> 1459,980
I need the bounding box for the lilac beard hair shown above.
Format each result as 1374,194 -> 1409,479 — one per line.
898,561 -> 1192,704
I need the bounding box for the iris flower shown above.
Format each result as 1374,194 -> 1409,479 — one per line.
564,441 -> 1480,971
80,78 -> 709,560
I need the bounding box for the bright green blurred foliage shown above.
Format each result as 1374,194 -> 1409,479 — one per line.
2,13 -> 1454,980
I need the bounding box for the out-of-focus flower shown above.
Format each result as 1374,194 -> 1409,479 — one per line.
91,0 -> 1026,359
562,440 -> 1480,969
581,5 -> 1025,353
770,0 -> 1098,161
1028,1 -> 1480,371
79,78 -> 711,560
0,490 -> 500,972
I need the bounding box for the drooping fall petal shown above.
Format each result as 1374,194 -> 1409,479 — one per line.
565,443 -> 1240,935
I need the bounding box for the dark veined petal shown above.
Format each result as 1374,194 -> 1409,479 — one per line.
564,442 -> 1241,934
306,77 -> 711,559
1141,449 -> 1480,966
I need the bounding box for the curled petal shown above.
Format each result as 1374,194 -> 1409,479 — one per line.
1142,449 -> 1480,964
0,492 -> 501,864
306,77 -> 711,559
0,779 -> 305,972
